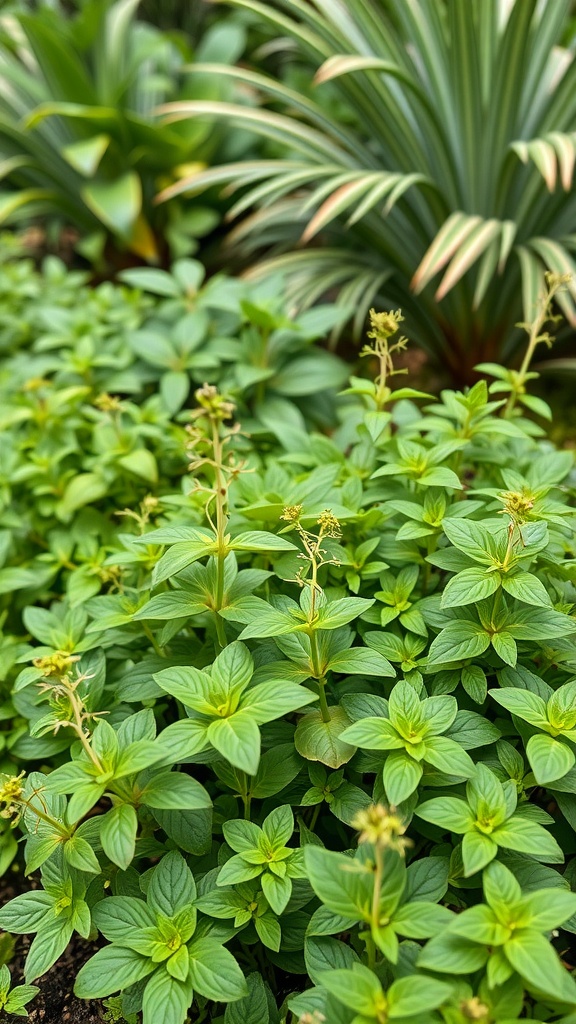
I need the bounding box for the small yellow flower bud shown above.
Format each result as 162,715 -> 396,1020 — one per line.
281,504 -> 303,524
498,489 -> 534,524
94,392 -> 122,412
352,803 -> 412,856
0,772 -> 25,819
317,509 -> 341,538
460,997 -> 489,1021
367,308 -> 404,341
33,651 -> 80,679
193,384 -> 235,421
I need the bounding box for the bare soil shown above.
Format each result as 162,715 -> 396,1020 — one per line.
1,873 -> 106,1024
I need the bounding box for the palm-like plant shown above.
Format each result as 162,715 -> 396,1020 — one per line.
0,0 -> 246,264
157,0 -> 576,377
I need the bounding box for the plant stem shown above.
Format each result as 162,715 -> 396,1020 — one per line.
143,622 -> 165,658
67,688 -> 104,772
214,611 -> 227,651
309,631 -> 331,723
364,931 -> 377,971
309,803 -> 321,831
371,843 -> 384,935
243,792 -> 252,821
212,420 -> 228,646
21,799 -> 70,838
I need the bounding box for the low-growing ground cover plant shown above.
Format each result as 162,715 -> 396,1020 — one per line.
0,263 -> 575,1022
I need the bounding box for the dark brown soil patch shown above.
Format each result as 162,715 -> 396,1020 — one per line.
1,873 -> 107,1024
10,933 -> 106,1023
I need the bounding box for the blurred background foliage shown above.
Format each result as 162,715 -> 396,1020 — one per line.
0,0 -> 573,387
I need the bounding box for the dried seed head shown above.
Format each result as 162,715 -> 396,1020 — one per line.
352,803 -> 412,855
281,504 -> 303,524
317,509 -> 341,538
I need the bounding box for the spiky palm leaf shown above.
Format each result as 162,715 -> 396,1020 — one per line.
157,0 -> 576,377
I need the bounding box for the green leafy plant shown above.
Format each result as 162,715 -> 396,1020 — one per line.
0,255 -> 575,1023
0,0 -> 248,264
159,0 -> 576,376
0,964 -> 38,1018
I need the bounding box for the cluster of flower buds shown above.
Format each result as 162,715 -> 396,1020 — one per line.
352,803 -> 412,857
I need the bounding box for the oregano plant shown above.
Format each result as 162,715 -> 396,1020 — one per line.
0,263 -> 575,1023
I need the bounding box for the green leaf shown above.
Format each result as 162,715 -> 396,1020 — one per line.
230,531 -> 297,552
261,871 -> 292,914
418,931 -> 489,974
241,680 -> 317,722
449,904 -> 508,945
187,938 -> 247,1002
319,964 -> 383,1015
148,852 -> 196,917
224,973 -> 270,1024
92,897 -> 157,942
213,641 -> 253,690
74,946 -> 155,999
504,929 -> 576,997
383,751 -> 423,804
461,665 -> 487,704
490,631 -> 517,667
427,622 -> 490,665
340,717 -> 403,750
304,847 -> 371,921
208,713 -> 261,774
295,706 -> 356,769
100,804 -> 138,870
25,915 -> 74,982
493,817 -> 564,862
83,172 -> 142,238
63,834 -> 100,874
488,688 -> 549,728
424,736 -> 476,778
0,891 -> 54,934
387,975 -> 453,1017
416,797 -> 474,833
118,449 -> 158,484
317,597 -> 375,629
526,733 -> 575,785
118,268 -> 181,296
462,831 -> 498,876
152,540 -> 217,586
442,519 -> 495,563
57,473 -> 108,518
142,968 -> 192,1024
62,134 -> 110,176
140,772 -> 211,810
392,902 -> 453,938
501,572 -> 552,607
326,647 -> 395,677
442,567 -> 499,607
262,805 -> 294,848
305,935 -> 358,986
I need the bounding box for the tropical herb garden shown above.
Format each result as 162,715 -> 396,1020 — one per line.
0,2 -> 575,1024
